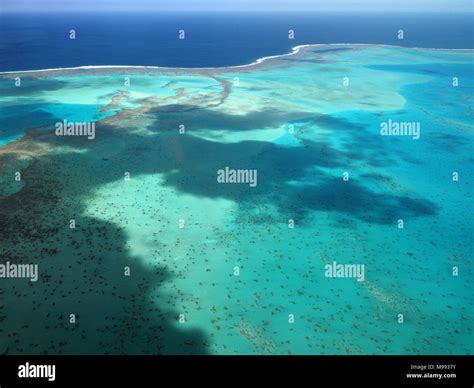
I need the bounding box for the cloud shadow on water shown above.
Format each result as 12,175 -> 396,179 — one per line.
0,99 -> 440,354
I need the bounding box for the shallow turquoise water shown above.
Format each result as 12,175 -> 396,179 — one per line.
0,45 -> 472,355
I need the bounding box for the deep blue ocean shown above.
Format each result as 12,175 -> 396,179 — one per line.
0,12 -> 473,71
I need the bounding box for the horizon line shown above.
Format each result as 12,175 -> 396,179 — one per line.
1,9 -> 473,14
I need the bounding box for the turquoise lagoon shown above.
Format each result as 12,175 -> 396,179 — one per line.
0,45 -> 472,354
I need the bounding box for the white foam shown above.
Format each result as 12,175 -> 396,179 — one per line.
0,43 -> 471,75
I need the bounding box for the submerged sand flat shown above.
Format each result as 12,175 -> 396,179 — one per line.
0,45 -> 472,354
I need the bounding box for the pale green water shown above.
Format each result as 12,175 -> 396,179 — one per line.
0,45 -> 472,354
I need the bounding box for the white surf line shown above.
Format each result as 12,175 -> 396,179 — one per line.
0,43 -> 472,75
0,44 -> 311,75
